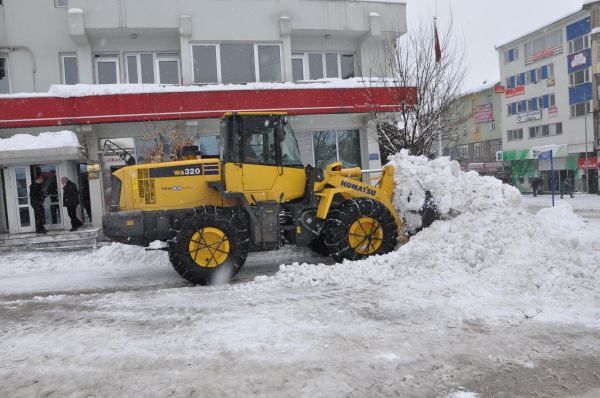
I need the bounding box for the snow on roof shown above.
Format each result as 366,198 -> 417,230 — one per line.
67,8 -> 83,14
0,78 -> 398,99
461,81 -> 500,97
495,7 -> 587,49
591,26 -> 600,35
0,131 -> 80,152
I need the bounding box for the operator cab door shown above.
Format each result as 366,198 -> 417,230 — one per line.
223,114 -> 305,202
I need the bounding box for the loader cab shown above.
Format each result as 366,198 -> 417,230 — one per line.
220,113 -> 306,202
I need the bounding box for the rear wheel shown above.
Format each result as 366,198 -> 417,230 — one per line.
323,198 -> 398,262
168,206 -> 249,285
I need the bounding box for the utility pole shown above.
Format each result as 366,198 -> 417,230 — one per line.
585,109 -> 590,193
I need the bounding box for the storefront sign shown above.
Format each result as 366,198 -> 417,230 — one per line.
517,110 -> 542,123
532,47 -> 555,62
86,163 -> 101,179
528,144 -> 568,160
578,156 -> 598,169
548,106 -> 558,118
473,104 -> 494,123
495,85 -> 505,93
546,77 -> 556,87
505,86 -> 525,98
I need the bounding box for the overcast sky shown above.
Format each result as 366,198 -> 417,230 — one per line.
405,0 -> 590,92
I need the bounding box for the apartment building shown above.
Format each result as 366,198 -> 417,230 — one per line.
0,0 -> 407,235
496,1 -> 600,194
447,82 -> 506,179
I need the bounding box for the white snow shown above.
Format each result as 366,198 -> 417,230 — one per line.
0,131 -> 79,151
0,78 -> 397,99
250,152 -> 600,327
67,7 -> 83,14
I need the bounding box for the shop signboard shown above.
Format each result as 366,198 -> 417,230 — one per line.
505,86 -> 525,98
517,110 -> 542,123
546,77 -> 556,87
529,144 -> 568,160
548,106 -> 558,118
532,48 -> 555,62
578,156 -> 598,169
473,104 -> 494,123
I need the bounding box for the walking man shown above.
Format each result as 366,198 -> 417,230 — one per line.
560,176 -> 574,199
61,177 -> 83,231
29,175 -> 47,234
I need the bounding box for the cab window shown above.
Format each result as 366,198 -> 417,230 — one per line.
281,125 -> 303,167
242,116 -> 276,165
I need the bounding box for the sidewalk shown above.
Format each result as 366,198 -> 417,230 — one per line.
522,193 -> 600,212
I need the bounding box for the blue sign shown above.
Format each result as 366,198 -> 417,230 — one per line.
538,150 -> 552,160
369,153 -> 380,161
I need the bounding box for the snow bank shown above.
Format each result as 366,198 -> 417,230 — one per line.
253,152 -> 600,326
0,131 -> 79,151
389,150 -> 521,231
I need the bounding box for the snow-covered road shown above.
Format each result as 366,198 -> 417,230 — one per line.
1,156 -> 599,397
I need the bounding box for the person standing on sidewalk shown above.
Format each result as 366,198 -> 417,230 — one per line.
560,176 -> 574,199
61,177 -> 83,231
29,175 -> 47,234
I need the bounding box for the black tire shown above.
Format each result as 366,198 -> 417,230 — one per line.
322,197 -> 398,262
168,206 -> 249,285
309,235 -> 329,256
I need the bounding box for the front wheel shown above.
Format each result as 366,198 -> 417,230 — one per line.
322,198 -> 398,262
168,206 -> 249,285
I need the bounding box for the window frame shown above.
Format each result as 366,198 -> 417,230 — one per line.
191,42 -> 283,84
292,51 -> 355,81
54,0 -> 68,7
94,53 -> 120,84
59,53 -> 79,85
0,52 -> 11,94
125,52 -> 181,85
311,129 -> 362,168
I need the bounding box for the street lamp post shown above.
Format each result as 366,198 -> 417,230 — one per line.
584,108 -> 590,193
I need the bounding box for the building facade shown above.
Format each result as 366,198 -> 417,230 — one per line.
447,82 -> 505,179
496,2 -> 600,194
0,0 -> 407,235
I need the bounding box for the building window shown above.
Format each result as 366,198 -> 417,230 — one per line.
55,0 -> 68,7
487,94 -> 493,104
312,130 -> 361,169
292,55 -> 304,81
473,142 -> 483,158
191,43 -> 282,84
529,122 -> 563,138
60,54 -> 79,85
490,121 -> 495,131
568,35 -> 589,54
569,68 -> 590,86
507,104 -> 513,116
507,128 -> 523,141
292,52 -> 355,81
0,54 -> 10,93
504,47 -> 519,64
94,54 -> 119,84
570,101 -> 591,117
126,53 -> 180,85
523,30 -> 562,63
549,93 -> 556,107
548,63 -> 554,77
257,45 -> 282,82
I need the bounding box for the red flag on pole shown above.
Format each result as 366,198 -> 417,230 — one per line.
434,17 -> 442,63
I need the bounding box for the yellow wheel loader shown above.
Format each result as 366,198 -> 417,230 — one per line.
103,113 -> 409,285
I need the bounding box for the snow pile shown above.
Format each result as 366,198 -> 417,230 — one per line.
535,200 -> 585,237
0,78 -> 394,99
388,150 -> 521,231
253,152 -> 600,326
0,131 -> 79,151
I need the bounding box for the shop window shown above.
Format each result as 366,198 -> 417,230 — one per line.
199,135 -> 220,158
312,130 -> 361,169
95,54 -> 119,84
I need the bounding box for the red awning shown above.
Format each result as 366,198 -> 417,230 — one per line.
0,86 -> 416,129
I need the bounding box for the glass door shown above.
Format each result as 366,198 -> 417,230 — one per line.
14,167 -> 35,233
30,164 -> 62,230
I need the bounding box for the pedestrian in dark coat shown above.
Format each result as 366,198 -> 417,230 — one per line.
61,177 -> 83,231
29,175 -> 47,234
560,176 -> 574,199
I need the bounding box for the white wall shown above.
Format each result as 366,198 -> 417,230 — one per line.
0,0 -> 406,93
